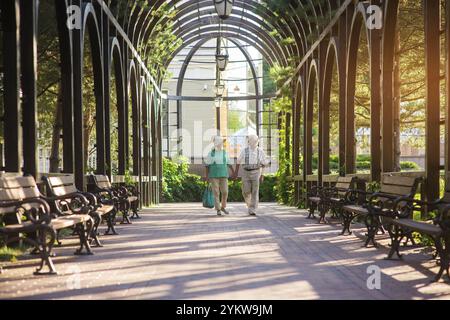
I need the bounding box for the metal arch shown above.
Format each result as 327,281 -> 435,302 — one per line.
126,58 -> 137,91
140,79 -> 150,175
281,0 -> 353,94
109,36 -> 127,175
131,6 -> 151,49
305,59 -> 319,176
321,37 -> 340,177
173,14 -> 290,63
322,37 -> 340,104
139,0 -> 303,65
148,0 -> 298,47
165,34 -> 276,71
381,0 -> 400,174
169,32 -> 278,68
293,75 -> 304,177
174,17 -> 289,66
126,59 -> 140,176
180,28 -> 282,65
82,3 -> 107,174
169,2 -> 295,55
171,8 -> 290,49
345,5 -> 371,174
55,0 -> 75,173
174,36 -> 262,132
139,0 -> 318,76
289,0 -> 315,50
124,1 -> 140,41
141,6 -> 298,62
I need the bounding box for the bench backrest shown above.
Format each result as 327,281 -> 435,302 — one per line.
43,175 -> 77,197
92,175 -> 112,189
0,176 -> 42,219
335,176 -> 357,197
379,175 -> 421,198
0,176 -> 40,202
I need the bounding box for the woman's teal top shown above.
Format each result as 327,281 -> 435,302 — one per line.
205,149 -> 230,178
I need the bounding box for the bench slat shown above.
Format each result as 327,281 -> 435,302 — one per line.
382,175 -> 417,187
0,176 -> 36,189
51,185 -> 78,196
46,175 -> 75,187
0,187 -> 40,201
379,184 -> 416,196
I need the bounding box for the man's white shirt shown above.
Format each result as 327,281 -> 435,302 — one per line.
237,147 -> 269,168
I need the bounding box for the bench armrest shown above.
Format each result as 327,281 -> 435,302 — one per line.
343,188 -> 371,204
435,204 -> 450,229
392,196 -> 449,219
43,192 -> 92,216
307,185 -> 323,197
126,185 -> 140,195
92,187 -> 118,205
80,192 -> 99,210
0,198 -> 52,225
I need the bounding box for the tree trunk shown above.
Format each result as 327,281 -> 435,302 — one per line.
49,87 -> 63,172
393,23 -> 401,172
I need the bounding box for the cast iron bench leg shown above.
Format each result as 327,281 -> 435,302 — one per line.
131,204 -> 140,219
119,201 -> 132,224
74,220 -> 93,255
104,209 -> 119,235
307,202 -> 316,219
318,202 -> 328,224
89,212 -> 103,247
386,225 -> 403,259
432,236 -> 447,282
34,225 -> 57,275
364,214 -> 379,247
340,211 -> 354,236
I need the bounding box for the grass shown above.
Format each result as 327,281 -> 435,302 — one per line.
0,245 -> 29,262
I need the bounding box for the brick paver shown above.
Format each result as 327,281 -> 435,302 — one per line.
1,203 -> 450,300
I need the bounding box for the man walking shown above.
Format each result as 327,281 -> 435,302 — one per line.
233,134 -> 269,216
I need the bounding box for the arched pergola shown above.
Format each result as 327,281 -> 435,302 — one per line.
0,0 -> 448,206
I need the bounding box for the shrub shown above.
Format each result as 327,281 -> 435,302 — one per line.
400,161 -> 420,171
162,157 -> 277,203
259,174 -> 277,202
228,180 -> 243,202
356,161 -> 371,170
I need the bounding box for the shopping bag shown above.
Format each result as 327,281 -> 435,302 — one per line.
202,184 -> 215,208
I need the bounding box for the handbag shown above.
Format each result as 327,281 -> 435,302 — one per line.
202,184 -> 215,208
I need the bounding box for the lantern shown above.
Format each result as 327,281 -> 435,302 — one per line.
216,53 -> 229,72
213,0 -> 234,19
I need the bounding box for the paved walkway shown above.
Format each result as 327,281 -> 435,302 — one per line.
1,203 -> 450,300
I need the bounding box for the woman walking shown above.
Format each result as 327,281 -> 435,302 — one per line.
205,136 -> 233,216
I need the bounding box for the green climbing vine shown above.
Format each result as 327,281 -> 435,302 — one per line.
138,3 -> 183,82
267,63 -> 296,205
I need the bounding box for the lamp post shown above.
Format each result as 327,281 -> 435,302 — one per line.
213,0 -> 234,19
215,81 -> 225,133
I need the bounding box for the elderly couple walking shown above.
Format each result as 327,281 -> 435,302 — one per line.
204,134 -> 269,216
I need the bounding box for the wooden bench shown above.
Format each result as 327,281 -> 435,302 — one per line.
341,175 -> 421,247
126,184 -> 140,219
88,175 -> 137,225
307,177 -> 359,224
0,176 -> 93,275
43,175 -> 117,245
321,176 -> 360,229
385,185 -> 450,282
307,185 -> 322,219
